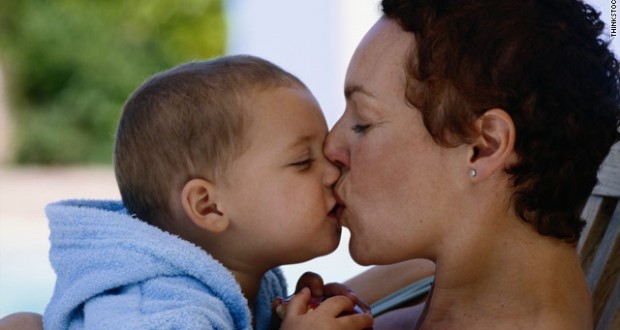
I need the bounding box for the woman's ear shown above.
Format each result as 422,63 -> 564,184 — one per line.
468,109 -> 516,180
181,178 -> 229,233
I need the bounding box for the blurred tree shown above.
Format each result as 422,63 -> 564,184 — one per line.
0,0 -> 225,164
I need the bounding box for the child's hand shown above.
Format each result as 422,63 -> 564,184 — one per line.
323,282 -> 372,315
275,288 -> 373,330
293,271 -> 372,315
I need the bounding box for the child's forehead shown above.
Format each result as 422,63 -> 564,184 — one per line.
249,84 -> 307,98
240,85 -> 327,143
243,85 -> 319,118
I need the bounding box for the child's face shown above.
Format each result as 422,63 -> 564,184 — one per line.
217,86 -> 341,269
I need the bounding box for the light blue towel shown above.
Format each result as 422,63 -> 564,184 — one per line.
43,199 -> 287,330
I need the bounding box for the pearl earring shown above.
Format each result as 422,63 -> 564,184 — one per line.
469,169 -> 477,177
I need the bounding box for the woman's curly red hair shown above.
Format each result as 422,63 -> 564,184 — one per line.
382,0 -> 620,242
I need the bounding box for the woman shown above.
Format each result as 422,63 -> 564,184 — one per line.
326,0 -> 620,328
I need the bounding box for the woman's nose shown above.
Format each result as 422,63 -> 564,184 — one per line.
324,121 -> 350,170
322,157 -> 340,187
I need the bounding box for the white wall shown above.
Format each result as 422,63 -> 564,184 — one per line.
226,0 -> 381,128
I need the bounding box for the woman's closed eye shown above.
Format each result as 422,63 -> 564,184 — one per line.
351,124 -> 370,133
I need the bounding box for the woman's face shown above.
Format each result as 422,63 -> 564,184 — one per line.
325,18 -> 468,265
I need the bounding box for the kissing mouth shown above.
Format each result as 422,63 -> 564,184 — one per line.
328,204 -> 340,219
333,190 -> 346,208
332,191 -> 347,223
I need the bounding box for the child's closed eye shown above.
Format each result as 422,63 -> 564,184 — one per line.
290,158 -> 315,169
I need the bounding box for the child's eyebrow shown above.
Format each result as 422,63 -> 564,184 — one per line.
287,135 -> 314,150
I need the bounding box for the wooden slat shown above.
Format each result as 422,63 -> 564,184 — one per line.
370,276 -> 434,317
579,196 -> 618,273
584,198 -> 620,329
595,273 -> 620,330
579,195 -> 605,259
593,142 -> 620,197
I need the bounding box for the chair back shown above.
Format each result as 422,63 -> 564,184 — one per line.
578,194 -> 620,330
580,142 -> 620,330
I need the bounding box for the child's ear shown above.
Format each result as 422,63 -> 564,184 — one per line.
181,178 -> 229,233
468,108 -> 516,180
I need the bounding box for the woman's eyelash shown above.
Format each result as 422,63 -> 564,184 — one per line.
351,124 -> 370,133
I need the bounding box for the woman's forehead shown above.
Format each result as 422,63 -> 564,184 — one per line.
346,18 -> 414,106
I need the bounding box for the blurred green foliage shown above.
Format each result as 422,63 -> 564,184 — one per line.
0,0 -> 225,164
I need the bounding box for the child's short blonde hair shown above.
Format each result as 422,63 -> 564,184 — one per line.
114,55 -> 306,228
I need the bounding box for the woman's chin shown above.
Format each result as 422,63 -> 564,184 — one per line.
349,243 -> 376,266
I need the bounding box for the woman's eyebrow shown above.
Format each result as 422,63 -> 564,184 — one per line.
344,84 -> 375,100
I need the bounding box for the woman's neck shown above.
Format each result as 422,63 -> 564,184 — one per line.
419,217 -> 592,329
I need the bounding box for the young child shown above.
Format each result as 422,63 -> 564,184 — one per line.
43,55 -> 373,330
